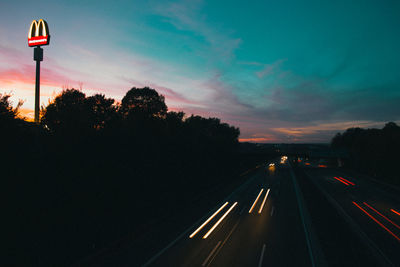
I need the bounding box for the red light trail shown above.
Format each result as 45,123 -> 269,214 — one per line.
363,202 -> 400,231
338,177 -> 355,186
353,201 -> 400,242
334,177 -> 350,186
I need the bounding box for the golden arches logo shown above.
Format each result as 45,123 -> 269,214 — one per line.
28,19 -> 50,47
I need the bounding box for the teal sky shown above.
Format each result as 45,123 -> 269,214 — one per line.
1,0 -> 400,142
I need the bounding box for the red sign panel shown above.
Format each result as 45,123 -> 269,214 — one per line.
28,35 -> 49,47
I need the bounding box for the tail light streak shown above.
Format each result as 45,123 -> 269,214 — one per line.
189,202 -> 229,238
334,177 -> 350,186
363,202 -> 400,230
339,177 -> 355,185
391,209 -> 400,216
353,201 -> 400,242
203,202 -> 238,239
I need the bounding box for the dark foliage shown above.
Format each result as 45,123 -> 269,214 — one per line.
119,87 -> 167,119
0,93 -> 24,128
331,122 -> 400,185
3,87 -> 243,266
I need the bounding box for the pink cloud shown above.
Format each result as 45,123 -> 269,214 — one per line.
0,68 -> 34,85
202,73 -> 253,110
0,44 -> 105,91
0,64 -> 77,88
0,45 -> 30,65
120,77 -> 198,106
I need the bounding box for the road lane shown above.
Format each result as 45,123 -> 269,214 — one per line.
300,165 -> 400,266
258,244 -> 266,267
144,168 -> 267,267
146,160 -> 314,267
71,156 -> 400,267
190,202 -> 229,239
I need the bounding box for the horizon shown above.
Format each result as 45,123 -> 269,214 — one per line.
1,0 -> 400,143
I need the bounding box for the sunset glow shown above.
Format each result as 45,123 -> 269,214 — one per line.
1,0 -> 400,142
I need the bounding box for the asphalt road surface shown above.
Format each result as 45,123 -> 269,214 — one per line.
76,158 -> 400,267
143,160 -> 315,267
141,159 -> 400,267
298,162 -> 400,267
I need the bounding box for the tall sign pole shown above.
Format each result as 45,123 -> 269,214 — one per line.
28,19 -> 50,124
34,47 -> 43,123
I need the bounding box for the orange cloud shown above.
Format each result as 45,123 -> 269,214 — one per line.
272,121 -> 392,136
239,137 -> 275,142
18,108 -> 34,121
239,133 -> 279,143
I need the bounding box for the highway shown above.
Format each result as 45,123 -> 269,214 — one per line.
140,158 -> 400,267
297,162 -> 400,267
142,158 -> 315,267
76,157 -> 400,266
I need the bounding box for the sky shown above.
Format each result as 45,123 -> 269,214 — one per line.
1,0 -> 400,143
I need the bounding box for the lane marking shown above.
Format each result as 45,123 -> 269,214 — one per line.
339,177 -> 355,186
202,241 -> 221,266
391,209 -> 400,216
189,202 -> 229,238
239,206 -> 246,215
363,202 -> 400,230
203,202 -> 238,239
258,244 -> 266,267
258,188 -> 271,214
249,189 -> 264,213
206,220 -> 240,267
270,206 -> 274,217
290,168 -> 317,267
306,171 -> 391,266
353,202 -> 400,242
141,169 -> 263,267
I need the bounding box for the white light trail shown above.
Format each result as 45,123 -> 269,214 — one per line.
203,202 -> 238,239
189,202 -> 229,238
258,188 -> 270,214
249,189 -> 264,213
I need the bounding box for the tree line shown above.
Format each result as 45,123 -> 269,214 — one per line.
2,87 -> 242,266
331,122 -> 400,185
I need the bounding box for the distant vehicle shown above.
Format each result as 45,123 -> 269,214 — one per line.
269,163 -> 275,167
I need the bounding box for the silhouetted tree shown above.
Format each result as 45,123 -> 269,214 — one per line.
86,94 -> 118,130
166,111 -> 185,134
0,93 -> 22,124
41,89 -> 119,134
184,115 -> 240,147
383,122 -> 400,132
41,89 -> 89,134
119,87 -> 167,119
0,93 -> 29,146
331,122 -> 400,184
5,85 -> 246,266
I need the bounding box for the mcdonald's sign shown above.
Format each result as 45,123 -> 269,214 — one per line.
28,19 -> 50,47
